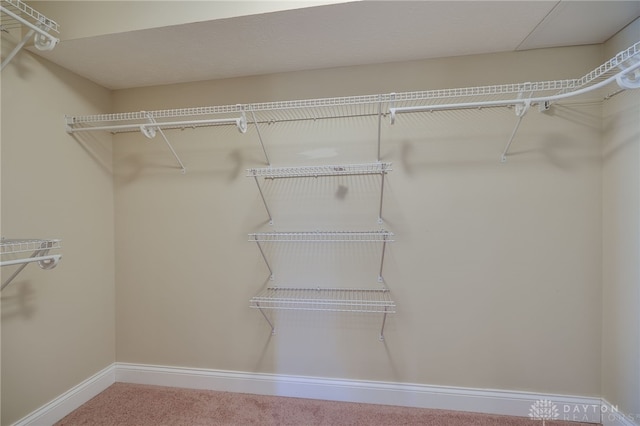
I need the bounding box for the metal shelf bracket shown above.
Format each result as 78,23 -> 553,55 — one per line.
142,112 -> 187,174
501,97 -> 531,163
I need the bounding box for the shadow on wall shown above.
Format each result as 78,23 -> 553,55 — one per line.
398,133 -> 599,176
69,132 -> 113,175
1,281 -> 37,321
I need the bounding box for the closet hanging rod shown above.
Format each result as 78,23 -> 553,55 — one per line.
1,254 -> 62,268
388,58 -> 640,123
65,115 -> 248,134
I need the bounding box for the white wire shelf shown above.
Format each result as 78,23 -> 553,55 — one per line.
64,41 -> 640,130
250,286 -> 395,340
249,230 -> 394,243
248,163 -> 391,225
247,162 -> 392,179
249,231 -> 393,284
250,287 -> 396,313
1,238 -> 63,290
0,0 -> 59,33
1,0 -> 59,69
1,238 -> 61,255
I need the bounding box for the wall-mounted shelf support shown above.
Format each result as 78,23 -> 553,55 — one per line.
1,238 -> 62,290
501,97 -> 531,163
247,162 -> 392,225
377,94 -> 384,162
1,0 -> 59,70
250,287 -> 395,340
378,230 -> 390,283
252,233 -> 274,280
142,113 -> 187,174
250,110 -> 271,166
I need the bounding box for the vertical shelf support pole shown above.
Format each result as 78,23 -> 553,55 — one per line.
377,95 -> 383,162
378,167 -> 386,224
252,175 -> 273,225
253,236 -> 274,280
156,127 -> 187,174
250,110 -> 271,166
379,307 -> 388,342
501,98 -> 530,163
1,28 -> 35,71
378,233 -> 388,283
141,113 -> 186,173
256,302 -> 276,335
1,247 -> 42,290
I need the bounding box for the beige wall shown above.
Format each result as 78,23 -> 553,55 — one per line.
112,44 -> 604,396
0,36 -> 115,424
602,17 -> 640,421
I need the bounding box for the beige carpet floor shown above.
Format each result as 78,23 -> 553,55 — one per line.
55,382 -> 600,426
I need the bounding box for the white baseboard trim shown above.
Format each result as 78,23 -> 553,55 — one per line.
601,399 -> 640,426
115,362 -> 604,423
14,362 -> 624,425
12,364 -> 115,426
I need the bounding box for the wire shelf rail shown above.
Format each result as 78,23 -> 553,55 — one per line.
1,238 -> 61,255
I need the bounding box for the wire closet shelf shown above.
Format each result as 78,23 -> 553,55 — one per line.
250,287 -> 396,314
248,230 -> 394,243
247,162 -> 392,179
1,238 -> 63,290
1,0 -> 59,70
64,41 -> 640,132
250,287 -> 395,341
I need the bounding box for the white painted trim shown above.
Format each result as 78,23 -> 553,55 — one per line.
12,364 -> 115,426
115,362 -> 603,423
13,362 -> 620,425
601,399 -> 640,426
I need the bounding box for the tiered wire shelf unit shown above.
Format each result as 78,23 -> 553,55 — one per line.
248,230 -> 395,340
1,238 -> 62,290
0,0 -> 59,70
63,40 -> 640,340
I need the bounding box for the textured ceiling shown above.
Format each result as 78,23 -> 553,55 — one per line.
33,1 -> 640,90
